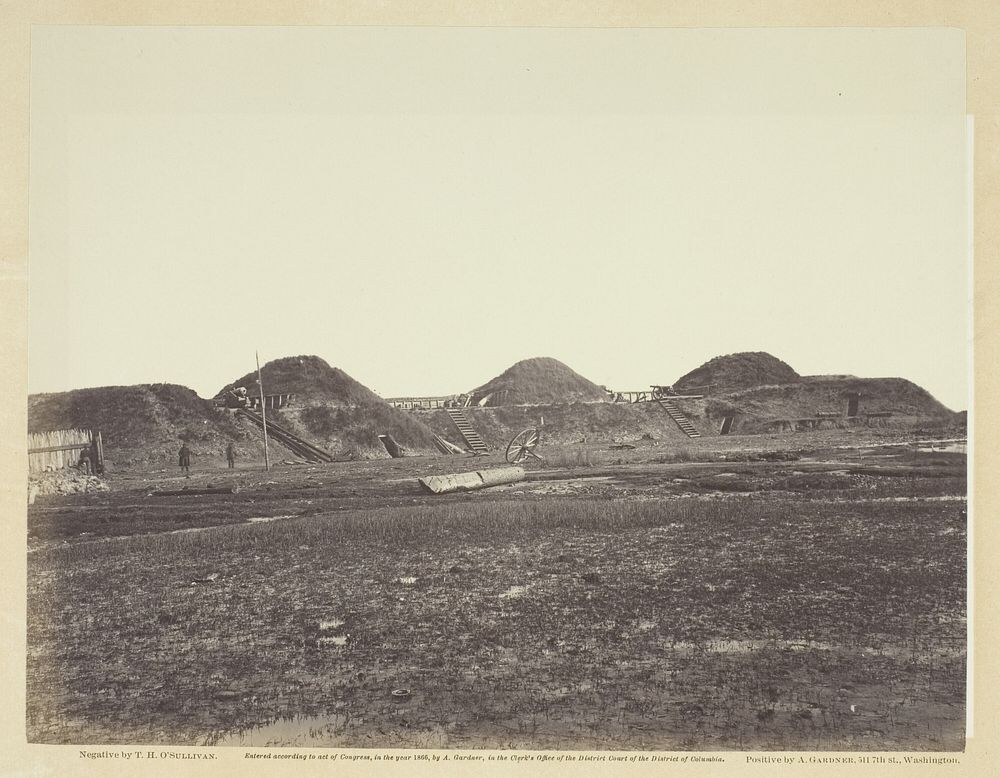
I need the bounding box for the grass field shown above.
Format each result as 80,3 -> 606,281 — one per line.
26,435 -> 966,750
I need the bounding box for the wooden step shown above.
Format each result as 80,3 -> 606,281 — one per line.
445,409 -> 489,453
655,398 -> 702,438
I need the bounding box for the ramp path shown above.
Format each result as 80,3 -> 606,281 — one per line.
236,409 -> 335,463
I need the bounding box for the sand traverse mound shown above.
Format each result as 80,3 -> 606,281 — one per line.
711,377 -> 956,431
219,355 -> 439,459
28,383 -> 254,469
218,355 -> 382,406
468,357 -> 609,406
422,378 -> 957,450
423,349 -> 957,446
424,401 -> 715,450
672,352 -> 956,429
674,352 -> 800,393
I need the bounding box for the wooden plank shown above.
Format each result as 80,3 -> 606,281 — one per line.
28,443 -> 92,454
149,487 -> 236,497
436,436 -> 467,455
256,351 -> 270,471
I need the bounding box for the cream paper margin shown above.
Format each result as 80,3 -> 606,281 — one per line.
1,2 -> 995,777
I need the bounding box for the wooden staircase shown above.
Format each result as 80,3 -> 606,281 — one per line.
655,398 -> 702,438
445,408 -> 489,454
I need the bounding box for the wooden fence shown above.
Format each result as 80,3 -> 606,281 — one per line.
27,428 -> 100,473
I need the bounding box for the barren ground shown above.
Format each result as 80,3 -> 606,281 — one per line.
26,430 -> 966,750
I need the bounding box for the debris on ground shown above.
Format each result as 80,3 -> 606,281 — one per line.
149,486 -> 237,497
28,469 -> 109,501
191,572 -> 220,585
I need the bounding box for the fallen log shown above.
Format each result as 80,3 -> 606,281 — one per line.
149,486 -> 236,497
478,466 -> 526,487
418,466 -> 525,495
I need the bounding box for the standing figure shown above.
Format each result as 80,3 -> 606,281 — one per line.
226,442 -> 236,469
77,447 -> 92,475
179,443 -> 191,475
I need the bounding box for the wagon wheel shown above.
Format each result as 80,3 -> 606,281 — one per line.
506,428 -> 543,464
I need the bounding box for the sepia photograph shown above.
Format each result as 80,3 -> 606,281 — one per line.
15,19 -> 976,764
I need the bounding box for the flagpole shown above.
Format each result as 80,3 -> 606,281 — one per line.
256,351 -> 270,471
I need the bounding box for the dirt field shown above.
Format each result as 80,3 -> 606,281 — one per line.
25,430 -> 967,750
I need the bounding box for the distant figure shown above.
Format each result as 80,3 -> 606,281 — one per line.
226,442 -> 236,469
179,443 -> 191,475
77,447 -> 92,475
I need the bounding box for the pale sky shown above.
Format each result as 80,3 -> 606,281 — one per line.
29,27 -> 969,410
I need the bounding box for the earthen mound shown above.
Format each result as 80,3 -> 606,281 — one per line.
674,352 -> 800,393
219,356 -> 439,458
218,355 -> 382,406
28,384 -> 248,468
469,357 -> 608,406
724,377 -> 955,421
